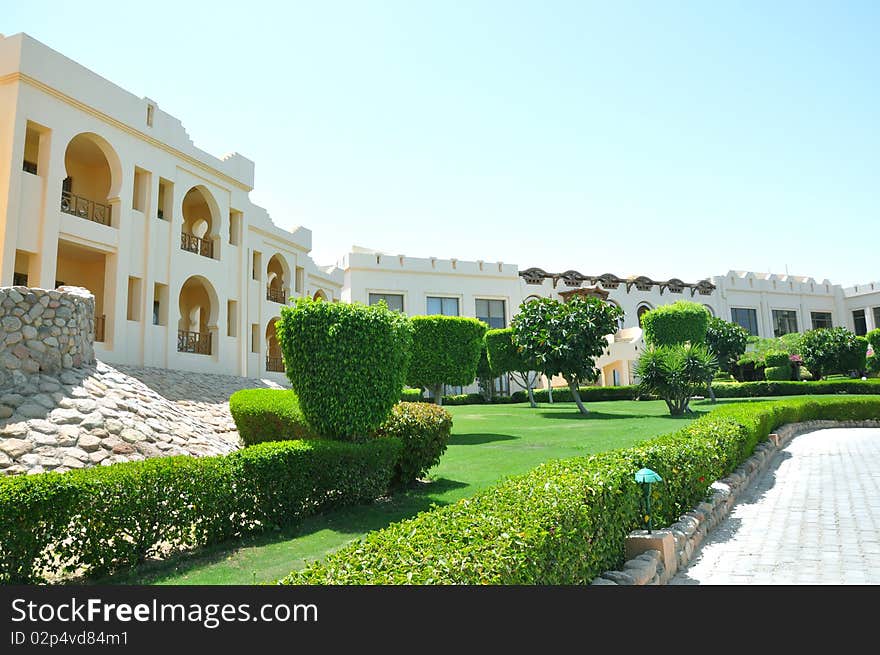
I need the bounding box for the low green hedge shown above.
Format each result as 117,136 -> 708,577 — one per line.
712,378 -> 880,398
764,351 -> 791,367
280,396 -> 880,585
764,365 -> 791,381
0,438 -> 401,583
511,385 -> 640,403
229,389 -> 315,445
375,402 -> 453,484
400,388 -> 424,402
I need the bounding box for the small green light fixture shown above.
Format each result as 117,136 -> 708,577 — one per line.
635,468 -> 662,533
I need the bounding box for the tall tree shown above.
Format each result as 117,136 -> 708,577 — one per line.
511,296 -> 622,416
485,328 -> 540,407
705,316 -> 749,372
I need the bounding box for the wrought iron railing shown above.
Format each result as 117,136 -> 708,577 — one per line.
177,330 -> 211,355
61,191 -> 111,226
266,356 -> 284,372
94,314 -> 106,343
266,286 -> 288,303
180,233 -> 214,259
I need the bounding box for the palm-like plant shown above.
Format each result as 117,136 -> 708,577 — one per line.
636,344 -> 718,416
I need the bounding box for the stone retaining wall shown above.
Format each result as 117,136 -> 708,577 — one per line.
590,419 -> 880,586
0,286 -> 95,391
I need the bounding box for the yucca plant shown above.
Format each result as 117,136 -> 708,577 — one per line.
636,343 -> 718,416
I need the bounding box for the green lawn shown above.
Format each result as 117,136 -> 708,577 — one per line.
106,399 -> 711,586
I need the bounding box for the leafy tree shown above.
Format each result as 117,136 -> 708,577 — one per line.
277,298 -> 413,440
799,327 -> 864,380
636,344 -> 718,416
407,316 -> 487,406
476,341 -> 495,402
511,296 -> 622,416
840,336 -> 869,376
705,317 -> 749,372
485,328 -> 541,408
640,301 -> 709,346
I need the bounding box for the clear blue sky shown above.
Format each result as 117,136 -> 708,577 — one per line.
5,1 -> 878,284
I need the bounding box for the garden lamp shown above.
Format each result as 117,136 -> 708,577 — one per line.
635,468 -> 662,533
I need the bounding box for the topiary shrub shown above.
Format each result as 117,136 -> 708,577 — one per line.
406,316 -> 487,406
400,388 -> 424,402
374,402 -> 452,485
868,329 -> 880,351
277,298 -> 413,440
486,327 -> 540,407
800,327 -> 864,380
764,365 -> 791,381
229,389 -> 315,445
841,336 -> 869,375
764,351 -> 791,367
705,317 -> 749,372
640,301 -> 710,346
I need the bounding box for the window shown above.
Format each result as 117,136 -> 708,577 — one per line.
369,293 -> 404,312
157,178 -> 172,220
229,210 -> 242,245
636,304 -> 652,326
731,308 -> 759,336
295,267 -> 305,294
227,300 -> 238,337
126,277 -> 142,321
132,167 -> 149,212
874,307 -> 880,332
703,304 -> 715,317
476,299 -> 506,328
427,296 -> 459,316
152,283 -> 168,326
23,123 -> 43,175
853,310 -> 867,336
810,312 -> 833,330
146,103 -> 155,127
252,251 -> 262,281
251,323 -> 260,354
13,272 -> 28,286
772,309 -> 798,337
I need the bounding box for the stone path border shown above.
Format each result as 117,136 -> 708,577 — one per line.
590,419 -> 880,586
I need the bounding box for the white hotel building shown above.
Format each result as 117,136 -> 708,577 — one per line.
2,33 -> 878,388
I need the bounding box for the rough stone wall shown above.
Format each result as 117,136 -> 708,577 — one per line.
0,286 -> 95,391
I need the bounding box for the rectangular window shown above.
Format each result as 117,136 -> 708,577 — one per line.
853,309 -> 867,336
295,266 -> 305,294
427,296 -> 459,316
810,312 -> 833,330
22,122 -> 43,175
476,299 -> 506,328
152,283 -> 168,326
126,276 -> 143,322
731,308 -> 759,336
229,210 -> 242,245
369,293 -> 404,312
252,251 -> 262,281
146,103 -> 155,127
251,323 -> 260,354
157,178 -> 172,220
772,309 -> 798,337
226,301 -> 238,337
874,307 -> 880,332
132,167 -> 149,212
13,250 -> 31,287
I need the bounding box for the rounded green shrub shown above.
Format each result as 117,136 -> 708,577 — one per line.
406,316 -> 487,404
229,389 -> 315,445
277,298 -> 413,440
400,388 -> 424,402
764,351 -> 791,367
764,365 -> 791,381
374,402 -> 453,485
867,329 -> 880,351
640,301 -> 710,346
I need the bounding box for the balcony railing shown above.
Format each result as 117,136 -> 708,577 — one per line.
266,286 -> 289,304
266,355 -> 284,372
180,233 -> 214,259
61,191 -> 111,226
177,330 -> 211,355
94,314 -> 106,343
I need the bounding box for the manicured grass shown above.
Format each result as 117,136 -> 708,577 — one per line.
107,399 -> 704,585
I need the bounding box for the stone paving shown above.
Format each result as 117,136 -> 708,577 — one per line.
671,428 -> 880,584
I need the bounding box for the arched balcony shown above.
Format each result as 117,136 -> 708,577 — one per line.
177,276 -> 218,355
266,255 -> 290,304
61,133 -> 122,227
265,317 -> 284,372
180,186 -> 220,259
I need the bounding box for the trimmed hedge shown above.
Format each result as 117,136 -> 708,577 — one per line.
229,389 -> 315,445
640,301 -> 709,346
712,378 -> 880,398
406,316 -> 487,402
764,365 -> 791,381
278,298 -> 413,440
281,396 -> 880,585
375,402 -> 453,485
400,388 -> 424,402
511,385 -> 640,403
0,438 -> 401,583
764,351 -> 791,367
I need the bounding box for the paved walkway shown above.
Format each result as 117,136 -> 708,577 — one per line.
671,428 -> 880,585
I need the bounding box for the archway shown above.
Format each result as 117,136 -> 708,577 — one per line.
636,303 -> 653,327
265,317 -> 283,372
313,289 -> 328,301
266,254 -> 290,303
177,275 -> 218,355
62,132 -> 122,226
181,186 -> 220,258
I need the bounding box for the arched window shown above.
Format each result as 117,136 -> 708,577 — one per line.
177,275 -> 219,355
636,303 -> 653,327
704,304 -> 715,317
62,132 -> 122,226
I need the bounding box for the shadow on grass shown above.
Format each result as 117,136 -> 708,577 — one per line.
540,408 -> 711,421
85,477 -> 468,586
451,432 -> 519,445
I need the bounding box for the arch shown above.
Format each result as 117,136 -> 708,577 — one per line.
313,289 -> 328,301
181,185 -> 221,241
523,294 -> 543,304
704,304 -> 715,317
63,133 -> 123,222
266,254 -> 290,300
177,275 -> 219,355
636,303 -> 653,327
265,316 -> 284,371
